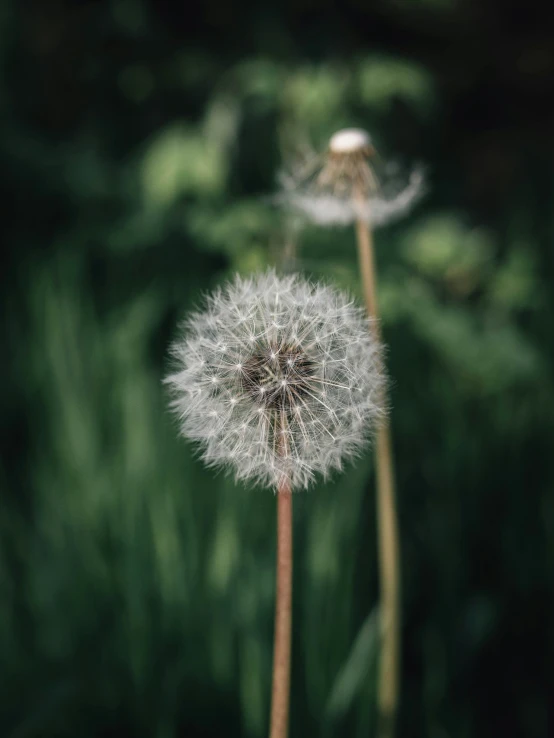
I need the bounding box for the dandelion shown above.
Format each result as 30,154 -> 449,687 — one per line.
165,270 -> 384,490
277,127 -> 424,227
278,129 -> 406,738
165,270 -> 384,738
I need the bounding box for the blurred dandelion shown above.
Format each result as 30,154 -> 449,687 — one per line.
165,269 -> 384,738
278,130 -> 408,738
277,127 -> 424,227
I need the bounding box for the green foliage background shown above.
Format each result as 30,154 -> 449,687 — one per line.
2,1 -> 553,737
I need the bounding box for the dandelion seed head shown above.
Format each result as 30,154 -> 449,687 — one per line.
276,127 -> 425,228
165,271 -> 385,490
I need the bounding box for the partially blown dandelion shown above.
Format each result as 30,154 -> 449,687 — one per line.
277,128 -> 406,738
278,127 -> 424,227
165,270 -> 384,490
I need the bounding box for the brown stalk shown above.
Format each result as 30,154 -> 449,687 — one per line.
355,197 -> 401,738
269,480 -> 293,738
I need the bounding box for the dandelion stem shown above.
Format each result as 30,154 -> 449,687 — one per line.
269,482 -> 293,738
355,208 -> 401,738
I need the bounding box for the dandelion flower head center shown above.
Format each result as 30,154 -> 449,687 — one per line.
329,128 -> 373,156
319,128 -> 378,196
241,344 -> 315,411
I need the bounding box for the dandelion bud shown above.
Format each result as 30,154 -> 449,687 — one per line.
165,271 -> 384,490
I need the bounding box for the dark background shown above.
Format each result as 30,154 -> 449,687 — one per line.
2,1 -> 554,736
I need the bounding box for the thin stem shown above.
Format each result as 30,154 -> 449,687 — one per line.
269,481 -> 293,738
355,209 -> 401,738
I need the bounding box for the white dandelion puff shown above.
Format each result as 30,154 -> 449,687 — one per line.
165,270 -> 385,490
276,127 -> 425,227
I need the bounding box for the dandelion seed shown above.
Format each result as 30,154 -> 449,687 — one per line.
276,127 -> 424,227
165,270 -> 384,490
